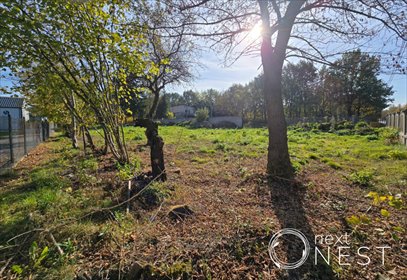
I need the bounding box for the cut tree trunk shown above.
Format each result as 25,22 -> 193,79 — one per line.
135,119 -> 167,181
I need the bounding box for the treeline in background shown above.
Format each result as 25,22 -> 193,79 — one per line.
126,50 -> 394,125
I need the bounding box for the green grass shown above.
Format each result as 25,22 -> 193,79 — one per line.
121,126 -> 406,188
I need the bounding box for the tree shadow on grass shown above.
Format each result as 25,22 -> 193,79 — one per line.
268,178 -> 338,280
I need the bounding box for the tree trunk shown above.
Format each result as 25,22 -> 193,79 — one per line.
148,89 -> 160,119
258,0 -> 304,178
83,125 -> 96,152
135,119 -> 167,181
69,94 -> 79,149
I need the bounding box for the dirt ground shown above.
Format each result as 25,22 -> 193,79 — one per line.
2,137 -> 406,280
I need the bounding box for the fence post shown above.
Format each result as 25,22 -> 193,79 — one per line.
23,117 -> 27,155
8,114 -> 14,164
41,120 -> 45,141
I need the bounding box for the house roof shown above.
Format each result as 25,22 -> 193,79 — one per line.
0,97 -> 24,108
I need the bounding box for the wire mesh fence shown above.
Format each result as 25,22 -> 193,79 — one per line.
0,115 -> 53,171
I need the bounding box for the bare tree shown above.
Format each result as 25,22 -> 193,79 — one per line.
153,0 -> 406,178
129,1 -> 197,181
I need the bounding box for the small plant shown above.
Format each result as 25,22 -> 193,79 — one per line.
140,181 -> 171,207
388,150 -> 407,160
378,127 -> 399,145
349,170 -> 374,187
327,160 -> 341,169
308,153 -> 319,160
166,111 -> 175,119
215,143 -> 227,151
366,134 -> 378,141
134,134 -> 144,141
354,121 -> 375,135
116,158 -> 142,180
191,157 -> 208,164
11,241 -> 49,278
346,214 -> 371,227
196,108 -> 209,122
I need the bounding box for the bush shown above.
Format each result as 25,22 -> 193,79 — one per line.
349,171 -> 374,187
317,122 -> 331,132
377,127 -> 399,145
366,134 -> 379,141
354,121 -> 375,135
166,111 -> 175,119
196,108 -> 209,122
389,150 -> 407,160
336,121 -> 354,130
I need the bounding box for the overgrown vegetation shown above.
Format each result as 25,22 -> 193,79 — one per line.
1,126 -> 406,279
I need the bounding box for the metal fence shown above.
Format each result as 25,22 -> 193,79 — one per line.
0,115 -> 52,170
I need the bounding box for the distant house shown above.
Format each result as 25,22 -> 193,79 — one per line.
0,97 -> 29,120
170,105 -> 196,118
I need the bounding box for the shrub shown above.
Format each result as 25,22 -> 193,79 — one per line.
317,122 -> 331,132
166,111 -> 175,119
196,108 -> 209,122
366,134 -> 379,141
378,127 -> 399,145
355,121 -> 375,135
336,121 -> 354,130
389,150 -> 407,160
349,170 -> 374,187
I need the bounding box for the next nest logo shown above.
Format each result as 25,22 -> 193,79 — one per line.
268,228 -> 391,270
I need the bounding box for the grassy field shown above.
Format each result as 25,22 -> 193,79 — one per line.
0,126 -> 406,279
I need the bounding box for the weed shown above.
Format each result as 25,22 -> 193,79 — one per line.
349,171 -> 374,187
191,157 -> 208,164
389,150 -> 407,160
327,161 -> 341,169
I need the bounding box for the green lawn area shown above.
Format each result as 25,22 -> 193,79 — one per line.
0,126 -> 406,279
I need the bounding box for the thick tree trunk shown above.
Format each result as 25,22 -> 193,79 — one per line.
135,119 -> 166,181
258,0 -> 304,179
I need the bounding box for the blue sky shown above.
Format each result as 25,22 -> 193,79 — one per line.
2,48 -> 406,106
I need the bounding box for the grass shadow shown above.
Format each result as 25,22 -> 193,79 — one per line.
268,178 -> 338,279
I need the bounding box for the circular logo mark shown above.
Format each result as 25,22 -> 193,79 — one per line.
268,228 -> 310,269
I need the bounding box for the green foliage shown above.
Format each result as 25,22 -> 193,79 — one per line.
349,171 -> 374,187
196,108 -> 209,122
388,149 -> 407,160
327,161 -> 341,169
366,134 -> 379,141
377,127 -> 400,145
155,96 -> 169,119
335,129 -> 353,136
336,121 -> 354,130
346,214 -> 370,227
140,182 -> 172,207
0,0 -> 153,164
354,121 -> 375,135
116,159 -> 142,181
166,111 -> 175,119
